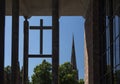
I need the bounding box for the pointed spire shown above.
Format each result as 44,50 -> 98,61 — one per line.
71,36 -> 78,80
71,36 -> 77,70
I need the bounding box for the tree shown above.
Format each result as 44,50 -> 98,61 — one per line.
79,79 -> 84,84
4,66 -> 11,84
31,61 -> 79,84
4,65 -> 29,84
59,62 -> 79,84
114,70 -> 120,84
31,60 -> 52,84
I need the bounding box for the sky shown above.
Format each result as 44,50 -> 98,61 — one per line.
5,16 -> 85,80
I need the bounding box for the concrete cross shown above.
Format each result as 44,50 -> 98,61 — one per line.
29,19 -> 52,58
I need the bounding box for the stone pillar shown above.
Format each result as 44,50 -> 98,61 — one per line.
99,0 -> 107,83
52,0 -> 59,84
4,72 -> 7,84
11,0 -> 19,84
84,0 -> 105,84
119,17 -> 120,66
23,16 -> 29,84
0,0 -> 5,84
16,62 -> 20,84
92,4 -> 100,84
109,0 -> 114,83
84,5 -> 94,84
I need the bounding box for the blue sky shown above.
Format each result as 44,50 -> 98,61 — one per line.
5,16 -> 85,80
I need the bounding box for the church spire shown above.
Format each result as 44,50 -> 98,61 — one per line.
71,36 -> 77,69
71,36 -> 78,80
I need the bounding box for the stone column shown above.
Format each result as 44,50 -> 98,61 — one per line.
99,0 -> 106,83
109,0 -> 114,83
84,0 -> 106,84
11,0 -> 19,84
16,62 -> 20,84
52,0 -> 59,84
90,0 -> 101,80
23,16 -> 29,84
0,0 -> 5,84
92,4 -> 100,84
84,5 -> 94,84
119,17 -> 120,66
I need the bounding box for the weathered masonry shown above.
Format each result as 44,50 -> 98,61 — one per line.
0,0 -> 120,84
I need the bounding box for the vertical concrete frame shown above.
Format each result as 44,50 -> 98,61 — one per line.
109,0 -> 114,83
23,17 -> 29,84
11,0 -> 19,84
52,0 -> 59,84
0,0 -> 5,84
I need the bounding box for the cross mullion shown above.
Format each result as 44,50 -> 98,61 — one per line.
30,26 -> 52,30
29,19 -> 52,55
40,19 -> 43,54
28,54 -> 52,58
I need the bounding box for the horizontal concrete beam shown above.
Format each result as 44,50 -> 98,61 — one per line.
5,0 -> 89,16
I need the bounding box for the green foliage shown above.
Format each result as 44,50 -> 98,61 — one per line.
4,66 -> 11,84
114,70 -> 120,84
4,65 -> 30,84
31,61 -> 81,84
31,60 -> 52,84
4,66 -> 11,74
59,62 -> 78,84
79,79 -> 84,84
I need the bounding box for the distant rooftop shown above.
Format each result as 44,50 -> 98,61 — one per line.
6,0 -> 89,16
